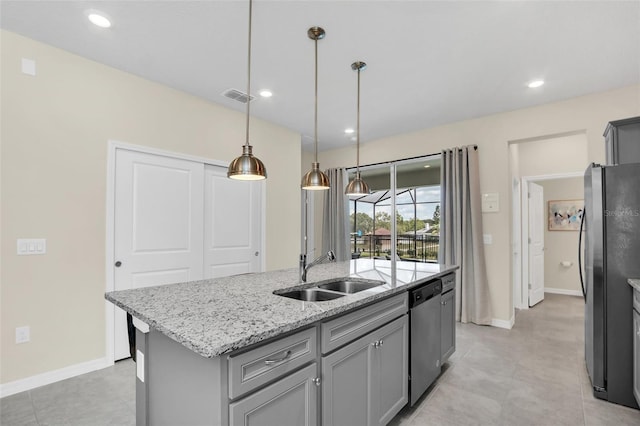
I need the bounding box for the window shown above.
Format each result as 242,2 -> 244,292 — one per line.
348,155 -> 441,263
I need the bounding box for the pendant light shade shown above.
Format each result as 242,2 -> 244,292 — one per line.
227,144 -> 267,180
345,61 -> 370,195
301,26 -> 330,191
345,170 -> 370,195
228,0 -> 266,181
302,162 -> 331,189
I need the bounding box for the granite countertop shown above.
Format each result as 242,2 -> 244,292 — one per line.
628,278 -> 640,292
105,259 -> 457,358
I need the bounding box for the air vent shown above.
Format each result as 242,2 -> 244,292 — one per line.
222,88 -> 254,104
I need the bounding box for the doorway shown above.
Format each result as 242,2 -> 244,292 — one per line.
515,172 -> 584,309
105,141 -> 264,362
509,131 -> 588,313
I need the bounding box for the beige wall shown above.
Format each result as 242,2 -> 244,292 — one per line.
539,177 -> 583,294
517,133 -> 588,176
1,31 -> 301,384
319,84 -> 640,323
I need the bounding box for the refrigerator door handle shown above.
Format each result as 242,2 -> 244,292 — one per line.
578,208 -> 586,300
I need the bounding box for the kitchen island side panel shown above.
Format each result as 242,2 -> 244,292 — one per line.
146,330 -> 227,425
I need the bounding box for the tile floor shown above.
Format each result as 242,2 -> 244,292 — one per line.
2,294 -> 640,425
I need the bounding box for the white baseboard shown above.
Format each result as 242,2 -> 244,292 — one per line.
0,357 -> 112,398
491,316 -> 515,330
544,287 -> 583,297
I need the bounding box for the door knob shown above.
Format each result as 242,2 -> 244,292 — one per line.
115,261 -> 122,267
254,252 -> 259,257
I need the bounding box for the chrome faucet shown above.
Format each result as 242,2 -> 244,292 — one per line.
300,250 -> 336,282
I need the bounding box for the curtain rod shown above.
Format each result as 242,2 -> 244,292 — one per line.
342,145 -> 477,173
345,152 -> 442,171
443,144 -> 478,152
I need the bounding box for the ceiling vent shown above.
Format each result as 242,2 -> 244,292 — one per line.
222,88 -> 254,104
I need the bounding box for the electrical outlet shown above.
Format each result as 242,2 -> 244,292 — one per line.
16,326 -> 30,344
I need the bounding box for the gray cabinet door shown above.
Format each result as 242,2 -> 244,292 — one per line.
605,117 -> 640,165
440,289 -> 456,363
374,315 -> 408,426
322,315 -> 408,426
321,333 -> 372,426
634,309 -> 640,406
229,363 -> 318,426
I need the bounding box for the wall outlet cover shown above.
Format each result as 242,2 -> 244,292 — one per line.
16,326 -> 30,344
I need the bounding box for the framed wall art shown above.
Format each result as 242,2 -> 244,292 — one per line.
548,199 -> 584,231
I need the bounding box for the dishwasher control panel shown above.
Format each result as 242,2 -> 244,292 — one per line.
410,279 -> 442,308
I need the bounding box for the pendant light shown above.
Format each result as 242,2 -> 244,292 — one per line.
227,0 -> 267,181
301,27 -> 330,190
345,61 -> 370,195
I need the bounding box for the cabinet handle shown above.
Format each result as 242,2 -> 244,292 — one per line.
313,377 -> 321,386
264,350 -> 292,365
372,341 -> 379,348
379,340 -> 384,346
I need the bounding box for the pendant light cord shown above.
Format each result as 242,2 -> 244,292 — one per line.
245,0 -> 253,147
356,67 -> 361,174
314,37 -> 319,162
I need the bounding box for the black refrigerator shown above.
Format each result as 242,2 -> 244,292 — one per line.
582,162 -> 640,409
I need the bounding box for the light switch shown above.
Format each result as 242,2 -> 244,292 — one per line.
17,239 -> 46,255
21,58 -> 36,76
483,234 -> 493,245
482,193 -> 500,212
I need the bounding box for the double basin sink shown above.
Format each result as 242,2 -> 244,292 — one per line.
275,279 -> 385,302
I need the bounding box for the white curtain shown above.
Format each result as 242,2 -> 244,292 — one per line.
440,146 -> 492,324
322,168 -> 350,261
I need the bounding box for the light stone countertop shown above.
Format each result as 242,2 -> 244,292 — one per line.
105,259 -> 457,358
628,278 -> 640,292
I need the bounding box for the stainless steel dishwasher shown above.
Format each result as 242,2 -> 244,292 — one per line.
409,278 -> 442,406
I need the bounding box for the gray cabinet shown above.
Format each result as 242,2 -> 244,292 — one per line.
375,315 -> 409,425
605,116 -> 640,165
322,315 -> 408,426
440,273 -> 456,364
634,308 -> 640,407
229,363 -> 318,426
440,289 -> 455,364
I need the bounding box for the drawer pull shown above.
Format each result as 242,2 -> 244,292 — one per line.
264,350 -> 292,365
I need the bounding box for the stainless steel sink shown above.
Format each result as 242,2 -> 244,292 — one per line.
317,280 -> 383,294
277,289 -> 345,302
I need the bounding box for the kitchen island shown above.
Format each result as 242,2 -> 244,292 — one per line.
106,259 -> 458,426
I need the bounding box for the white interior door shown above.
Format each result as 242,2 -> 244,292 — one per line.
528,182 -> 545,307
113,149 -> 204,360
204,164 -> 263,278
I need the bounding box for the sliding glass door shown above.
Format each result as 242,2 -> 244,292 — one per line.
348,155 -> 441,263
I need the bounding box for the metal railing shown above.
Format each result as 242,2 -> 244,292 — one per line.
350,234 -> 439,263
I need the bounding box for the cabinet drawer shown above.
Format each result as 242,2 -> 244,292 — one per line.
321,293 -> 408,355
228,327 -> 317,399
441,273 -> 455,293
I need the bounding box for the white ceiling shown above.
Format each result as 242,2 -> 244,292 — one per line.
1,1 -> 639,151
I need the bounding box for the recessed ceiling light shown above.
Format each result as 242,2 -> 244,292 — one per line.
88,12 -> 111,28
345,128 -> 355,134
528,80 -> 544,88
424,164 -> 431,168
259,90 -> 272,98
